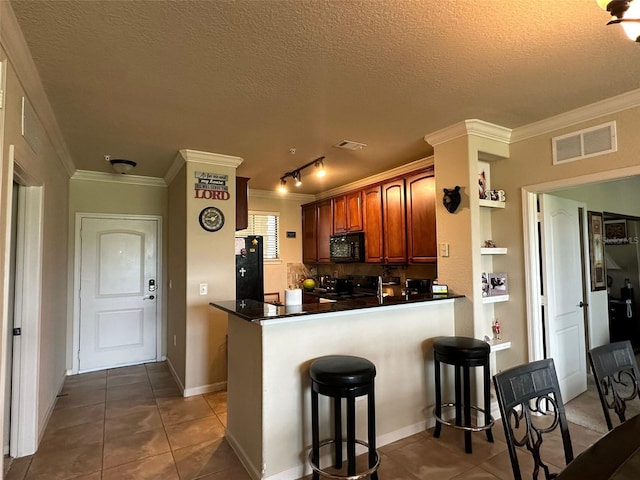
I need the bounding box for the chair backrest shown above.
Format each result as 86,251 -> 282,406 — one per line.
493,358 -> 573,480
588,340 -> 640,431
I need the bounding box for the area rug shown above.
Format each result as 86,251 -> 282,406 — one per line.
564,359 -> 640,434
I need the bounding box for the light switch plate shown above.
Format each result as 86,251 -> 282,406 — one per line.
199,283 -> 208,295
439,243 -> 450,257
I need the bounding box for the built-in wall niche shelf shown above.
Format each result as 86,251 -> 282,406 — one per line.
479,199 -> 505,208
487,338 -> 511,352
481,247 -> 507,255
482,294 -> 509,304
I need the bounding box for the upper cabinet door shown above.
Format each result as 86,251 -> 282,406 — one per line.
316,199 -> 333,263
333,195 -> 348,234
346,191 -> 363,232
406,171 -> 437,263
334,192 -> 363,233
363,186 -> 383,263
235,177 -> 250,231
302,203 -> 318,263
382,179 -> 407,263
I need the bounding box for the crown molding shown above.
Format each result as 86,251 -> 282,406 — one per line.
249,189 -> 314,202
179,149 -> 244,168
164,151 -> 186,185
511,88 -> 640,143
165,149 -> 244,185
0,2 -> 76,177
424,119 -> 512,147
71,170 -> 167,187
315,156 -> 434,201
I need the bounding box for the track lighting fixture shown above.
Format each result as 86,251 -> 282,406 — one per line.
277,156 -> 326,193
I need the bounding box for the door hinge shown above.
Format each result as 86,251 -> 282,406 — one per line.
13,327 -> 21,336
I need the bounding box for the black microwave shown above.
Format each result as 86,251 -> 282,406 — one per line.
329,232 -> 365,263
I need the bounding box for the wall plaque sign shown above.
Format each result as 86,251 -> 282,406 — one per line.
194,171 -> 230,200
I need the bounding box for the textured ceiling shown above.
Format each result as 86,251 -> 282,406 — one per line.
9,0 -> 640,193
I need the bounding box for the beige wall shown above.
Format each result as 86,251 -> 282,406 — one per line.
167,166 -> 187,387
493,107 -> 640,371
184,158 -> 238,392
0,53 -> 70,446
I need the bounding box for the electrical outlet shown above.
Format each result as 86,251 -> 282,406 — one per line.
199,283 -> 208,295
439,242 -> 450,257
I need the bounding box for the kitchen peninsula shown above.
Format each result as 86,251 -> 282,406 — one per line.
211,293 -> 461,480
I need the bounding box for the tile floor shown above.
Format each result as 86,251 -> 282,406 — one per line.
3,362 -> 604,480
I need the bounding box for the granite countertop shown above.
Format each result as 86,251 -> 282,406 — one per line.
210,293 -> 462,323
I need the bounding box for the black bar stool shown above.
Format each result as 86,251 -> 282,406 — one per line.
309,355 -> 380,480
432,336 -> 494,453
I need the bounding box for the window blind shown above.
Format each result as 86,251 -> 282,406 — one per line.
236,213 -> 279,260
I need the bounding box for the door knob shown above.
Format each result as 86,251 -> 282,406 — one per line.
578,301 -> 588,308
144,295 -> 155,300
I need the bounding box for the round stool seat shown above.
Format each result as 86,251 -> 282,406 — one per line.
310,355 -> 376,387
434,336 -> 490,366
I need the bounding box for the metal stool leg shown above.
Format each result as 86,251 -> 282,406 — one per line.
463,366 -> 472,453
368,382 -> 378,480
334,396 -> 342,468
311,388 -> 320,480
455,365 -> 462,427
346,395 -> 356,476
484,360 -> 494,443
433,357 -> 442,438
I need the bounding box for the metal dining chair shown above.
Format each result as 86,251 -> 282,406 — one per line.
588,340 -> 640,431
493,358 -> 574,480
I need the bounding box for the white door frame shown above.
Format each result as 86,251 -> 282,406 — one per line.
72,213 -> 163,375
2,146 -> 45,458
522,165 -> 640,363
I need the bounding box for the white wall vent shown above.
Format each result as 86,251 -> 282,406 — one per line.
552,121 -> 616,165
334,140 -> 367,150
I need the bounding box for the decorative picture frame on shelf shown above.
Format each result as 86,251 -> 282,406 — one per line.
488,272 -> 508,296
604,219 -> 628,245
478,161 -> 490,200
588,211 -> 606,291
481,272 -> 489,297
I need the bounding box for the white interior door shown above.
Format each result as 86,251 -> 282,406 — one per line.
79,217 -> 158,372
540,194 -> 587,402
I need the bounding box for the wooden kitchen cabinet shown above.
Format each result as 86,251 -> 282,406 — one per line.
302,200 -> 333,263
302,203 -> 317,264
363,186 -> 383,263
333,195 -> 347,233
382,179 -> 407,263
333,191 -> 364,233
235,177 -> 249,231
406,171 -> 437,263
316,199 -> 333,263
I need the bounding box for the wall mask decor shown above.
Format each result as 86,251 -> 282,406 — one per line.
443,186 -> 461,213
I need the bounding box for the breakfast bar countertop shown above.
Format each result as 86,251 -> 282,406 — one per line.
210,293 -> 462,324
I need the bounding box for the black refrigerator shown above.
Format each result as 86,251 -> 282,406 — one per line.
236,235 -> 264,302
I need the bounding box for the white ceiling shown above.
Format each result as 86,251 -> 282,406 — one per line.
9,0 -> 640,194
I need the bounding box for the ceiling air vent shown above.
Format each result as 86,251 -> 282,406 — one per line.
552,121 -> 616,165
334,140 -> 367,150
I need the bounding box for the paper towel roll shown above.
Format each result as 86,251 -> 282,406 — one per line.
285,288 -> 302,306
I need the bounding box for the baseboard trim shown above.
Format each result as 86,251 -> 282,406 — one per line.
225,428 -> 263,480
183,381 -> 227,397
165,357 -> 186,395
260,417 -> 436,480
